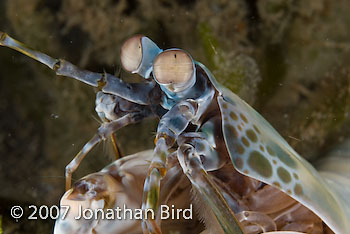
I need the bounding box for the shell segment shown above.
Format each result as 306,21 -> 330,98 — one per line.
195,61 -> 350,233
218,92 -> 349,234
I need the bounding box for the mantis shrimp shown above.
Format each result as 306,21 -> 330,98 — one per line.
1,32 -> 349,233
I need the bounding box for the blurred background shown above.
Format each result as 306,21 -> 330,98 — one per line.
0,0 -> 349,233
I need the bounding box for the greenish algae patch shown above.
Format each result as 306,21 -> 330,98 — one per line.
198,22 -> 220,70
197,23 -> 245,94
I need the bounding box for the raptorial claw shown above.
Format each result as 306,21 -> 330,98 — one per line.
178,143 -> 245,234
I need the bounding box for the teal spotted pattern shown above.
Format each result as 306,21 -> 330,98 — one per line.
198,61 -> 350,233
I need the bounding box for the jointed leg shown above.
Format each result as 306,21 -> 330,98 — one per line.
177,143 -> 244,234
141,137 -> 169,234
141,101 -> 197,233
110,133 -> 121,160
177,132 -> 225,171
65,114 -> 135,190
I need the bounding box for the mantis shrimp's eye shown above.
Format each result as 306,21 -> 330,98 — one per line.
153,49 -> 195,93
121,35 -> 143,73
121,35 -> 162,78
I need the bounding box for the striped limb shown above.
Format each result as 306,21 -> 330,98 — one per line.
141,101 -> 196,233
141,137 -> 169,234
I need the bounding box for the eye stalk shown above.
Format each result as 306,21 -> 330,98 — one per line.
153,49 -> 196,93
120,35 -> 162,78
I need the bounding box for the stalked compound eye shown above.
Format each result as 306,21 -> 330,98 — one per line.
120,35 -> 143,73
153,49 -> 195,93
120,35 -> 162,78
